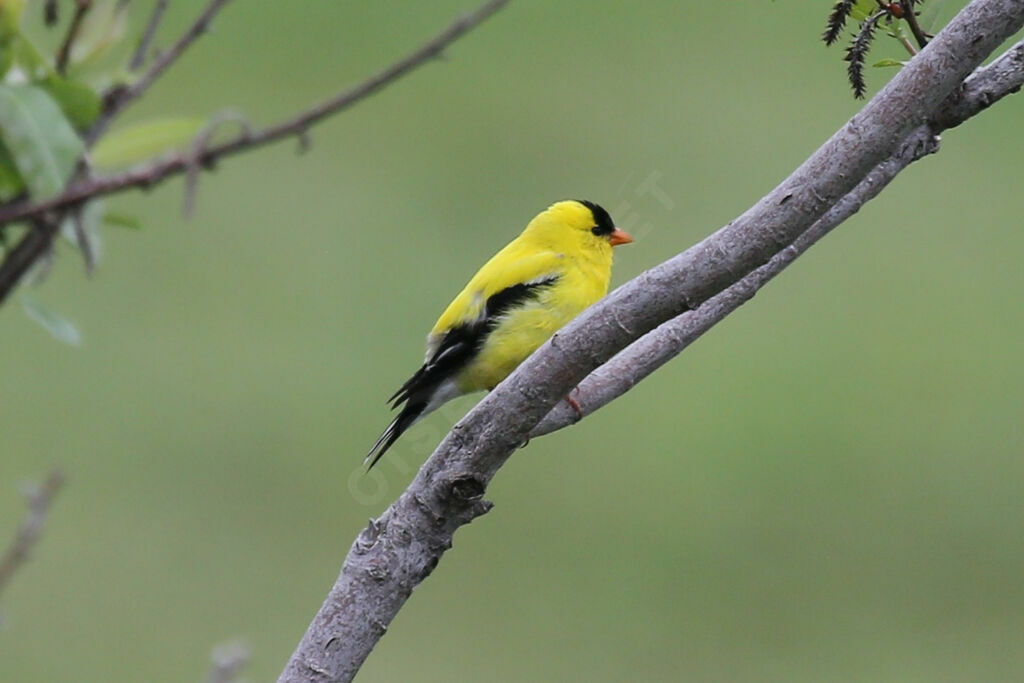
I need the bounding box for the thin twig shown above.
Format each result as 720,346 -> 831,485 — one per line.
182,111 -> 251,217
0,0 -> 513,306
897,33 -> 918,56
932,40 -> 1024,130
55,0 -> 93,75
44,0 -> 59,26
87,0 -> 234,145
0,468 -> 66,599
69,205 -> 96,274
129,0 -> 170,71
901,0 -> 930,49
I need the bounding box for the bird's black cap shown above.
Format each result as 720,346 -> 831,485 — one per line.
577,199 -> 615,236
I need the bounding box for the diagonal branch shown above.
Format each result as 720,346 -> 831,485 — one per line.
55,0 -> 93,75
933,39 -> 1024,130
536,128 -> 942,436
0,468 -> 65,599
276,2 -> 1024,681
0,0 -> 512,306
533,37 -> 1024,438
88,0 -> 234,144
901,0 -> 931,49
0,0 -> 233,301
129,0 -> 171,72
0,216 -> 62,298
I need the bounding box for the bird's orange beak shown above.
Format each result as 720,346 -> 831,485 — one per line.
608,228 -> 634,246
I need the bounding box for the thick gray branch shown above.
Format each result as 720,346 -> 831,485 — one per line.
278,2 -> 1024,681
533,37 -> 1024,437
934,38 -> 1024,130
535,129 -> 941,436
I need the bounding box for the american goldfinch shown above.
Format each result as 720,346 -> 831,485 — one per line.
366,199 -> 633,469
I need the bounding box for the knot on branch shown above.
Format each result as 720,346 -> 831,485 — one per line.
354,517 -> 385,554
900,131 -> 941,162
365,558 -> 391,583
448,474 -> 485,503
100,84 -> 130,115
435,474 -> 493,524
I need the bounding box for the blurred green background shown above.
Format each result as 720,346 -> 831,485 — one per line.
3,1 -> 1023,681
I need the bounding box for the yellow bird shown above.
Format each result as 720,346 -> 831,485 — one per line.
366,199 -> 633,468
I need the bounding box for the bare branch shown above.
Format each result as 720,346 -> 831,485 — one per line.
88,0 -> 233,144
0,216 -> 61,297
55,0 -> 93,75
276,2 -> 1024,680
933,38 -> 1024,130
182,111 -> 252,218
0,0 -> 231,302
901,0 -> 931,49
533,128 -> 941,437
0,0 -> 513,306
129,0 -> 170,71
0,468 -> 65,599
533,37 -> 1024,438
69,205 -> 96,274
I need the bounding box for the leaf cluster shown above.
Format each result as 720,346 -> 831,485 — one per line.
0,1 -> 204,343
823,0 -> 933,98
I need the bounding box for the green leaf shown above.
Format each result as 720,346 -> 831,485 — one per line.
0,38 -> 14,79
0,139 -> 25,196
0,0 -> 24,39
850,0 -> 878,22
882,18 -> 906,41
872,58 -> 905,68
21,292 -> 82,346
41,76 -> 102,130
0,84 -> 83,197
103,210 -> 142,230
68,0 -> 128,70
92,118 -> 203,169
9,32 -> 52,79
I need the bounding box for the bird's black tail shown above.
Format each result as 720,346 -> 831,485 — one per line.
366,326 -> 472,469
364,399 -> 429,470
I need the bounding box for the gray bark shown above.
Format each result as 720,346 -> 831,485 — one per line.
278,2 -> 1024,681
533,39 -> 1024,438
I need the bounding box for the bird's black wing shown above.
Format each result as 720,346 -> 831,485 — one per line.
365,276 -> 559,468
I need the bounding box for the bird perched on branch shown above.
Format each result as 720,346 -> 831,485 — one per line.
366,199 -> 633,469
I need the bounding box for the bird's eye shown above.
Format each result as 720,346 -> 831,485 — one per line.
591,227 -> 602,236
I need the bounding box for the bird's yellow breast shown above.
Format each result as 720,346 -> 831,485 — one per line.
456,248 -> 611,392
425,199 -> 619,394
